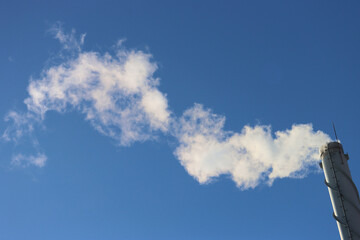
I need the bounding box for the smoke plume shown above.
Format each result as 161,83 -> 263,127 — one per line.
174,104 -> 330,189
1,25 -> 331,188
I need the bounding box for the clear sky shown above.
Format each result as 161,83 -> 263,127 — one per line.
1,1 -> 360,239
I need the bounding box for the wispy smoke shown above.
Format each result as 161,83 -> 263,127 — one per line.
2,111 -> 36,142
23,27 -> 170,146
1,25 -> 331,189
49,22 -> 86,52
11,153 -> 47,168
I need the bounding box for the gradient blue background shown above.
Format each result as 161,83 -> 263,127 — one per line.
1,1 -> 360,239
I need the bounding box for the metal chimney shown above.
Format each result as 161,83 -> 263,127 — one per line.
320,142 -> 360,240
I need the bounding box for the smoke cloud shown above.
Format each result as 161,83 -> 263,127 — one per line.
11,153 -> 47,168
1,25 -> 331,189
23,26 -> 170,146
174,104 -> 330,189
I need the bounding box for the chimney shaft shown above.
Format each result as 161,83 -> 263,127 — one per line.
320,142 -> 360,240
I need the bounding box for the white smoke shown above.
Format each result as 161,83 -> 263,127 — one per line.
11,153 -> 47,168
2,25 -> 331,189
22,27 -> 170,146
2,111 -> 36,142
49,22 -> 86,52
174,104 -> 330,189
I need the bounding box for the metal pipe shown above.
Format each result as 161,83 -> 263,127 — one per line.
320,142 -> 360,240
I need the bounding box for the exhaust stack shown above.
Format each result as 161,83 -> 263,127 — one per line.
320,142 -> 360,240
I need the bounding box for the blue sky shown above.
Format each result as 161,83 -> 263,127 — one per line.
1,1 -> 360,239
